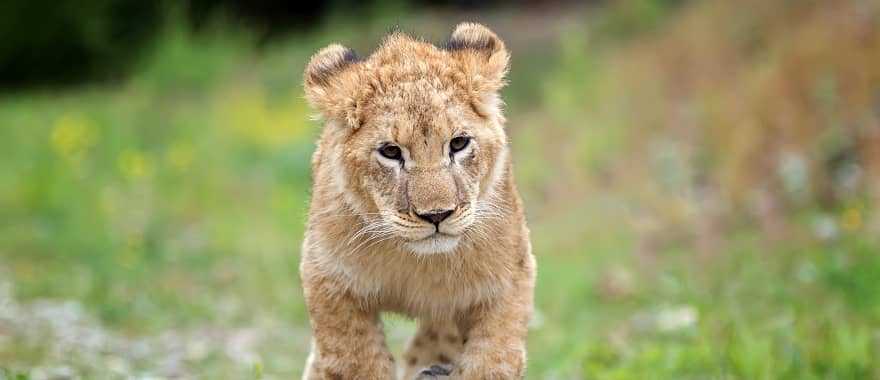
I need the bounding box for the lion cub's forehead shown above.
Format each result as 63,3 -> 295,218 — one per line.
371,87 -> 470,150
364,36 -> 470,107
364,37 -> 474,147
304,23 -> 509,130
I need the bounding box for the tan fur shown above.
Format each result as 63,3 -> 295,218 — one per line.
300,23 -> 535,380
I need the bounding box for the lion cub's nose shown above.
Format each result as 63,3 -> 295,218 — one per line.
416,209 -> 454,226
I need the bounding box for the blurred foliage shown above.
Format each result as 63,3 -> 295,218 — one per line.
0,0 -> 164,86
1,0 -> 880,378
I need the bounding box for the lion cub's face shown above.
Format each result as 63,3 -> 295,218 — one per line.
348,85 -> 507,255
305,23 -> 510,255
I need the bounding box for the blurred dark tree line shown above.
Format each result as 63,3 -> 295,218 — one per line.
0,0 -> 569,89
1,0 -> 164,87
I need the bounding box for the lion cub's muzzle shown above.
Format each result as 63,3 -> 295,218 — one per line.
399,204 -> 468,254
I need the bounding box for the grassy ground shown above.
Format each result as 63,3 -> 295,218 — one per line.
2,1 -> 880,379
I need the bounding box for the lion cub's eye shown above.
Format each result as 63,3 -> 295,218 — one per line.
449,136 -> 471,153
379,144 -> 403,160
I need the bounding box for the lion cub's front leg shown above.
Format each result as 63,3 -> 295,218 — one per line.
301,274 -> 395,380
453,281 -> 533,380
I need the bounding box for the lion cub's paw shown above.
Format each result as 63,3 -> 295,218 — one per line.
414,364 -> 454,379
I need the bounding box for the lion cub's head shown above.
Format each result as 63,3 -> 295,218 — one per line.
305,23 -> 510,255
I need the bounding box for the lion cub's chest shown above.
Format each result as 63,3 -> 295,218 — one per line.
346,252 -> 509,318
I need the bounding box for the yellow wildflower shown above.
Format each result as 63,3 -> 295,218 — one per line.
50,114 -> 97,164
117,149 -> 154,180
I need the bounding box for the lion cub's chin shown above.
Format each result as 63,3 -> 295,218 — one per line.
405,234 -> 462,255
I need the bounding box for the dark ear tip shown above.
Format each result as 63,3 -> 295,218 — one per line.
305,44 -> 360,86
445,22 -> 504,54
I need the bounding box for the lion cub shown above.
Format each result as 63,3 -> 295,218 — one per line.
299,23 -> 535,380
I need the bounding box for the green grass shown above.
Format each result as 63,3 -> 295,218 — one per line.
2,1 -> 880,378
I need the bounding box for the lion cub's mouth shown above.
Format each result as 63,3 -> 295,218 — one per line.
405,233 -> 461,255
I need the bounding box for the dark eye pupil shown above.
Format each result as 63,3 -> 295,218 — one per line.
380,145 -> 401,159
450,137 -> 469,152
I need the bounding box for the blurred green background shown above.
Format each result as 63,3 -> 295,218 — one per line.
2,0 -> 880,378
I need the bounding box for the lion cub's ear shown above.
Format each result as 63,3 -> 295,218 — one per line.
303,44 -> 364,128
445,23 -> 510,117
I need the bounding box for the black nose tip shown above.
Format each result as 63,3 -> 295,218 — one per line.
416,209 -> 454,225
